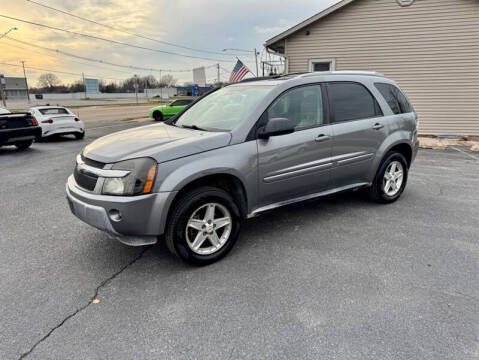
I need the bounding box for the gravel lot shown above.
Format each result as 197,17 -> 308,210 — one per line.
0,120 -> 478,360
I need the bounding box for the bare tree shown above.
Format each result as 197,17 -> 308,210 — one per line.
37,73 -> 61,88
159,74 -> 177,87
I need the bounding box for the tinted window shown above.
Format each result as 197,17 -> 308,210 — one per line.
39,108 -> 69,115
328,83 -> 380,122
375,83 -> 413,114
172,100 -> 193,106
268,85 -> 323,130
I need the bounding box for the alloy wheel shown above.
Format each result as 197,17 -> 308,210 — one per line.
185,203 -> 232,255
383,160 -> 404,196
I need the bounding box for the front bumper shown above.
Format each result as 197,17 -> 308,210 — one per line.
66,175 -> 176,246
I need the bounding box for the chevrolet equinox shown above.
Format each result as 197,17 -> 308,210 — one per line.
67,71 -> 419,265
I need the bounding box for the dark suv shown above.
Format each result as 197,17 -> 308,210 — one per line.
67,71 -> 419,265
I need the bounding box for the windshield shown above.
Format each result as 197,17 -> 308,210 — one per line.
174,85 -> 274,131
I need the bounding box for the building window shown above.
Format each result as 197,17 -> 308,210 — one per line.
309,59 -> 335,72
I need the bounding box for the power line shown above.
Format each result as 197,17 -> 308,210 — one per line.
4,36 -> 217,73
0,61 -> 124,81
0,14 -> 236,62
2,38 -> 136,76
25,0 -> 242,57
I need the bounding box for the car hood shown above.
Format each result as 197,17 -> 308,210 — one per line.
83,123 -> 232,164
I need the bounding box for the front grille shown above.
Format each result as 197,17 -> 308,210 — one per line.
74,166 -> 98,191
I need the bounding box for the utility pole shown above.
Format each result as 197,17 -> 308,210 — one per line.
0,74 -> 6,107
134,74 -> 139,104
21,61 -> 31,104
159,70 -> 162,101
254,48 -> 259,77
217,63 -> 220,85
82,72 -> 87,99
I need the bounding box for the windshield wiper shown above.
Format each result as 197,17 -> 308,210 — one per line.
180,124 -> 208,131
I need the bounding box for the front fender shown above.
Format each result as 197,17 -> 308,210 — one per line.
149,107 -> 163,118
153,141 -> 259,211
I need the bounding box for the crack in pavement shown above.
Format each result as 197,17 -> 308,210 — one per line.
18,246 -> 151,359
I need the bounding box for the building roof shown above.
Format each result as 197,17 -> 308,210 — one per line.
4,77 -> 27,90
265,0 -> 356,50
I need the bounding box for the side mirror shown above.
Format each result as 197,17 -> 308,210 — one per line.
258,117 -> 295,139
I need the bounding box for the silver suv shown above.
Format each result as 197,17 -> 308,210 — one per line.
67,71 -> 419,265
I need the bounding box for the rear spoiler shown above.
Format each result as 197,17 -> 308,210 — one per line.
0,112 -> 32,117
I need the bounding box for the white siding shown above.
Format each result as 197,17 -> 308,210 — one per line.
283,0 -> 479,135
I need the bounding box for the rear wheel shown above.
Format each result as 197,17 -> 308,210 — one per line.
153,111 -> 163,122
165,186 -> 241,265
368,152 -> 408,203
15,140 -> 33,150
74,131 -> 85,140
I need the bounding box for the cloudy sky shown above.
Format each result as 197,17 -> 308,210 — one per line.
0,0 -> 338,86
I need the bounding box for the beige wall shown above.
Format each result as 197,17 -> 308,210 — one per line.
283,0 -> 479,135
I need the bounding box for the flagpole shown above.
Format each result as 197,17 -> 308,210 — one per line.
236,57 -> 254,78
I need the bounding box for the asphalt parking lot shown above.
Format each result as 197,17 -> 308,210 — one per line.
1,121 -> 478,360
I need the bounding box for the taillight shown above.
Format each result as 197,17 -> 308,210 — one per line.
74,117 -> 80,122
42,119 -> 54,124
30,117 -> 38,126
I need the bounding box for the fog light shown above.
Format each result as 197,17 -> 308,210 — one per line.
109,209 -> 122,222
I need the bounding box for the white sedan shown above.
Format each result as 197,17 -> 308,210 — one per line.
28,106 -> 85,139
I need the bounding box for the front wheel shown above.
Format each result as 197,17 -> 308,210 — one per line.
153,111 -> 163,122
368,152 -> 408,203
15,140 -> 33,150
165,186 -> 241,265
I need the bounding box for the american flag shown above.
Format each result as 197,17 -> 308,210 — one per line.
229,59 -> 250,83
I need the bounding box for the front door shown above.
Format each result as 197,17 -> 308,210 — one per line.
326,82 -> 387,187
257,84 -> 333,208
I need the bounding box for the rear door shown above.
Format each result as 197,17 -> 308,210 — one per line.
257,84 -> 333,207
326,82 -> 387,187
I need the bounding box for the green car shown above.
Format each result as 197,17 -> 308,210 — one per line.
149,99 -> 194,121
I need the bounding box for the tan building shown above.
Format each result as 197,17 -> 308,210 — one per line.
265,0 -> 479,136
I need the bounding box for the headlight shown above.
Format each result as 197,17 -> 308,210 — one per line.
102,157 -> 157,196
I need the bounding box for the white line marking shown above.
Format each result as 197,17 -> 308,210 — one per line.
450,146 -> 479,161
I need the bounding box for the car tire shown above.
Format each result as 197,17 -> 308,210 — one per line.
153,111 -> 163,122
165,186 -> 241,266
14,140 -> 33,150
368,151 -> 408,203
74,131 -> 85,140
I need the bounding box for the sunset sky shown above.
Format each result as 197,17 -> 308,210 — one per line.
0,0 -> 338,86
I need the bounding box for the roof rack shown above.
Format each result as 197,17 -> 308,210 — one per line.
300,70 -> 385,77
238,75 -> 282,83
234,70 -> 384,84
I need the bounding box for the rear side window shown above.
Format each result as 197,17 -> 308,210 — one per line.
375,83 -> 413,114
39,108 -> 69,115
328,82 -> 381,122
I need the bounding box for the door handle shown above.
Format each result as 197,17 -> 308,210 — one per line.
373,123 -> 384,130
315,134 -> 330,142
